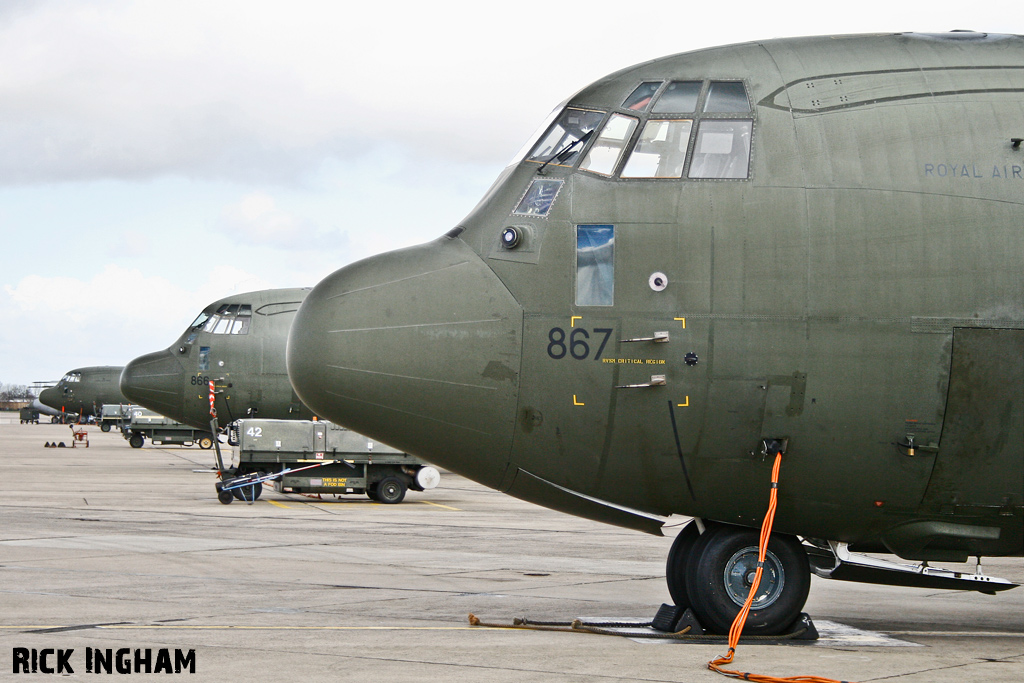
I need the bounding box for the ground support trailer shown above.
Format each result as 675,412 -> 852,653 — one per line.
99,404 -> 133,432
217,419 -> 440,504
123,407 -> 215,449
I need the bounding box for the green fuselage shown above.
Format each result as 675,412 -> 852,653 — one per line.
39,366 -> 127,417
121,288 -> 314,430
288,32 -> 1024,562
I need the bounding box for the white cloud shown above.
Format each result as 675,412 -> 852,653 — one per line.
1,263 -> 275,382
3,1 -> 1013,185
219,192 -> 316,248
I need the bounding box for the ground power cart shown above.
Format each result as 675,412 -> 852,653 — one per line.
217,419 -> 440,504
123,407 -> 215,449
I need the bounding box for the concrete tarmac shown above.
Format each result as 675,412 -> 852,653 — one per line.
1,417 -> 1021,681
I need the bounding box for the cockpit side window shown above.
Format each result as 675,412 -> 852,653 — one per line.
704,81 -> 750,113
688,120 -> 752,179
579,114 -> 639,177
621,119 -> 693,178
189,312 -> 210,330
526,108 -> 605,168
622,81 -> 662,111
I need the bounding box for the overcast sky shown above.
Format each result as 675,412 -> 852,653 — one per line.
0,0 -> 1019,388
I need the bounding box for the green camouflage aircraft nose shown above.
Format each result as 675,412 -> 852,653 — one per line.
287,234 -> 523,490
120,351 -> 186,420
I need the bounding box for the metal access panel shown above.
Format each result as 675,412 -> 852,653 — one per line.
925,328 -> 1024,510
237,419 -> 319,459
235,419 -> 423,466
129,408 -> 181,428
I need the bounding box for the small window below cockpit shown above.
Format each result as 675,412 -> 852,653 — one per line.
621,119 -> 693,178
703,81 -> 750,113
623,81 -> 662,111
576,225 -> 615,306
579,114 -> 638,177
651,81 -> 702,113
526,108 -> 604,168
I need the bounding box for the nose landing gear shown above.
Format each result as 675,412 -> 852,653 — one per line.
666,520 -> 810,635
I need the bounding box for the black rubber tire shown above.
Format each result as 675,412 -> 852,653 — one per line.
128,434 -> 144,449
366,486 -> 379,501
665,520 -> 702,607
232,481 -> 262,501
100,423 -> 111,433
376,476 -> 406,504
684,524 -> 809,636
217,489 -> 233,505
198,435 -> 213,450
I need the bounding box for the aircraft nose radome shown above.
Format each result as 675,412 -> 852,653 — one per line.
119,350 -> 185,419
287,237 -> 524,490
38,387 -> 61,411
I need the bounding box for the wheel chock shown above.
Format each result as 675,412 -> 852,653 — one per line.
785,612 -> 819,640
651,603 -> 679,631
651,604 -> 705,635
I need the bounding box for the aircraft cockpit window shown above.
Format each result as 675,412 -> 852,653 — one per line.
526,108 -> 605,168
703,81 -> 750,113
200,303 -> 253,335
623,81 -> 662,111
579,114 -> 639,177
688,120 -> 752,179
651,81 -> 702,113
576,225 -> 615,306
62,373 -> 81,383
621,119 -> 693,178
189,312 -> 210,330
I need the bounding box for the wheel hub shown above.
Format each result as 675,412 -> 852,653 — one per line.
723,545 -> 785,608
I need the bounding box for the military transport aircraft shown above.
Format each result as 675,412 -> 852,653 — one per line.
286,32 -> 1024,635
39,366 -> 127,420
120,288 -> 314,431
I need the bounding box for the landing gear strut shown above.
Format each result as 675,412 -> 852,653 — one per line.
666,520 -> 810,635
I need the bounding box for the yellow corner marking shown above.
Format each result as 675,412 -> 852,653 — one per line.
570,316 -> 582,328
419,501 -> 462,511
267,500 -> 291,509
677,396 -> 690,407
674,317 -> 686,329
573,395 -> 585,406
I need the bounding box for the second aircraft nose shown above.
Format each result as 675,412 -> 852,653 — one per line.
287,235 -> 524,490
120,350 -> 186,421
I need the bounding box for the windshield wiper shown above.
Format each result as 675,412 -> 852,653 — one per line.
537,130 -> 594,175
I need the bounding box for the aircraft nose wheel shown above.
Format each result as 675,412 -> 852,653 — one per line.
667,522 -> 809,635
